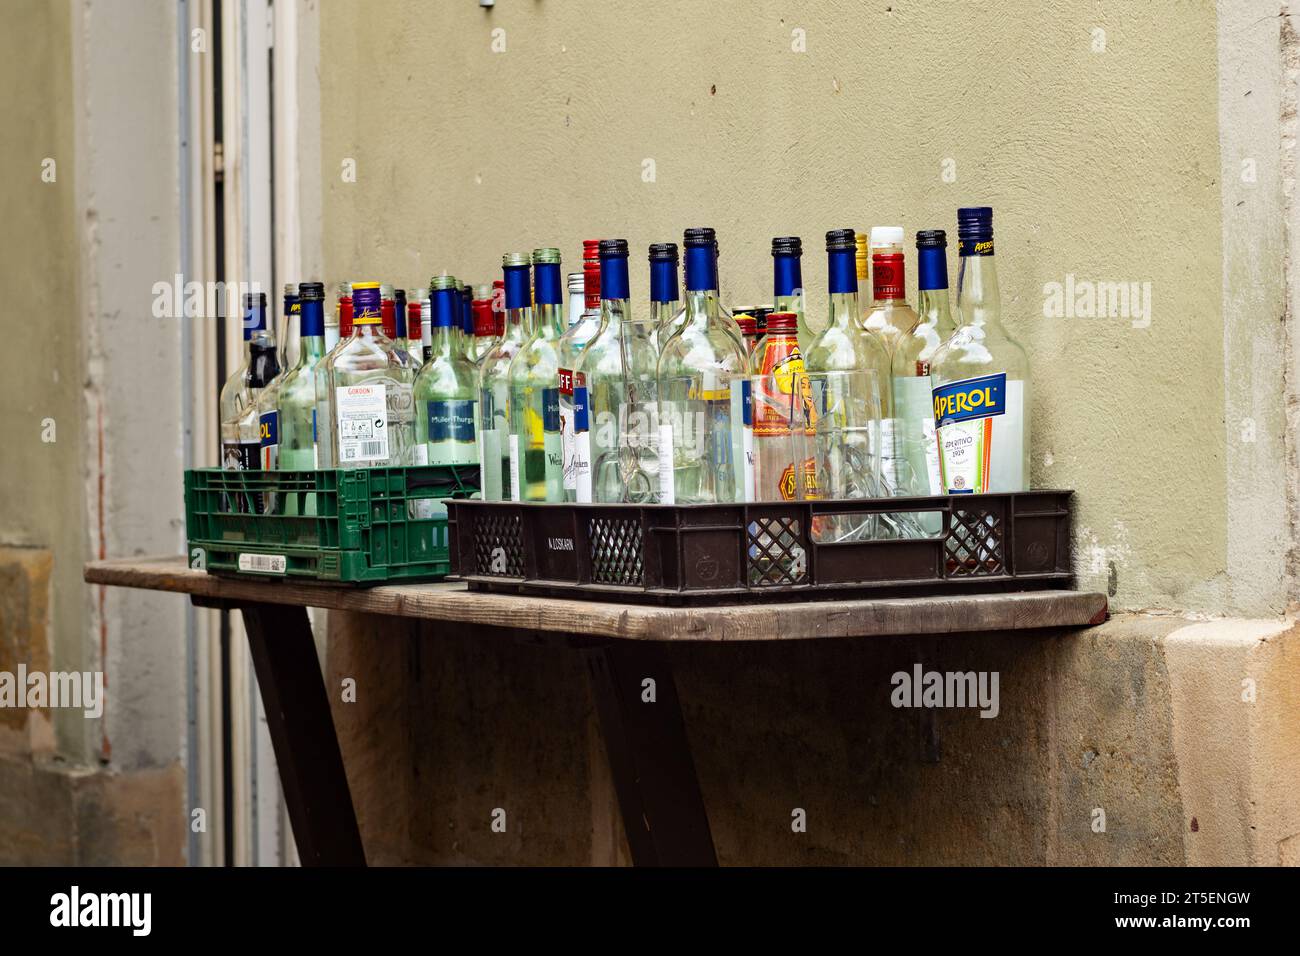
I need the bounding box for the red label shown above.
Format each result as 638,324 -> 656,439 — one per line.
558,368 -> 574,396
872,254 -> 905,301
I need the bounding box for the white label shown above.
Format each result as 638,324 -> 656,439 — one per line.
412,443 -> 429,466
481,428 -> 503,500
935,378 -> 1026,494
509,433 -> 521,501
575,431 -> 593,503
658,424 -> 676,505
335,383 -> 389,463
742,422 -> 755,502
238,553 -> 286,575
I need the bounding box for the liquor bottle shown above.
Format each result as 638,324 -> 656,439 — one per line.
476,254 -> 531,500
930,207 -> 1030,493
506,248 -> 565,501
863,239 -> 921,495
804,229 -> 892,405
752,311 -> 813,501
409,287 -> 430,365
573,239 -> 659,504
277,280 -> 327,472
413,275 -> 478,467
394,287 -> 408,353
771,236 -> 811,349
648,242 -> 680,352
892,230 -> 956,505
862,227 -> 913,361
735,310 -> 761,367
220,291 -> 275,475
491,279 -> 505,337
256,284 -> 298,474
556,239 -> 602,501
566,272 -> 584,328
460,283 -> 475,360
470,284 -> 497,363
323,281 -> 415,468
314,289 -> 352,469
382,285 -> 420,372
657,229 -> 749,503
323,281 -> 348,353
803,229 -> 893,492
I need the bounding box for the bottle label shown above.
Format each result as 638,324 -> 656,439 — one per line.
412,444 -> 429,465
558,368 -> 577,491
335,383 -> 390,464
222,439 -> 261,473
573,382 -> 592,503
753,352 -> 808,437
658,424 -> 676,505
259,410 -> 279,471
508,434 -> 521,501
933,372 -> 1014,494
958,237 -> 995,257
426,399 -> 476,443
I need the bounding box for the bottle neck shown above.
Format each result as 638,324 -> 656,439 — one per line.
649,259 -> 679,305
504,305 -> 530,342
297,300 -> 325,364
683,245 -> 718,295
432,321 -> 457,356
916,288 -> 953,329
872,254 -> 907,303
651,299 -> 679,328
826,248 -> 859,329
956,250 -> 1002,330
773,254 -> 802,302
534,302 -> 564,339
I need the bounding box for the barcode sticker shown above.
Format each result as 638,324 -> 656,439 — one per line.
508,434 -> 521,501
658,424 -> 675,505
238,553 -> 286,575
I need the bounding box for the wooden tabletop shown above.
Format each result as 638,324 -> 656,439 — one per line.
84,555 -> 1108,642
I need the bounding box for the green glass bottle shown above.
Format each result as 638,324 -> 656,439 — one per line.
477,254 -> 531,500
278,281 -> 328,470
507,248 -> 565,501
413,276 -> 478,467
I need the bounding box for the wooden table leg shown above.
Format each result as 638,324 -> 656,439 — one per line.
584,642 -> 718,867
239,602 -> 366,867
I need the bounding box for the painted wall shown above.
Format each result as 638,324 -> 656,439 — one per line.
318,0 -> 1272,615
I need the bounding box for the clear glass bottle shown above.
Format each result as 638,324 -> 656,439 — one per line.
323,281 -> 415,468
476,254 -> 531,500
930,207 -> 1030,493
657,231 -> 749,503
409,287 -> 430,366
469,284 -> 497,364
460,283 -> 476,362
751,311 -> 811,502
506,248 -> 565,501
221,292 -> 280,475
565,272 -> 584,328
382,285 -> 420,372
771,236 -> 811,350
255,284 -> 297,473
574,239 -> 659,504
803,230 -> 893,487
323,281 -> 347,353
557,239 -> 602,501
648,242 -> 680,353
892,230 -> 956,504
277,281 -> 327,471
863,243 -> 921,495
314,288 -> 351,469
413,276 -> 478,467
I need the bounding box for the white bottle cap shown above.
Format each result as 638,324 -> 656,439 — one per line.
869,226 -> 904,249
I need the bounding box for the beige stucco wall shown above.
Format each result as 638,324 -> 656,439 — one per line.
319,0 -> 1259,616
0,0 -> 88,759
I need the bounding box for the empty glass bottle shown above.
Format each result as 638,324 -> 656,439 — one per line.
414,276 -> 478,467
277,281 -> 328,471
477,254 -> 531,500
557,239 -> 603,501
506,248 -> 566,501
323,281 -> 415,468
657,230 -> 749,504
648,242 -> 680,352
573,239 -> 659,504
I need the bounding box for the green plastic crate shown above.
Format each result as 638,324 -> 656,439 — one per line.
185,465 -> 479,584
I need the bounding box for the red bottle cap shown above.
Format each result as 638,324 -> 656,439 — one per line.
737,315 -> 758,337
339,296 -> 353,337
872,253 -> 906,301
583,239 -> 601,310
491,279 -> 505,336
381,297 -> 397,338
407,301 -> 422,342
472,297 -> 496,337
766,311 -> 798,334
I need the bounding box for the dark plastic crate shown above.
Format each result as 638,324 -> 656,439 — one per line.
446,491 -> 1073,604
185,465 -> 478,584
